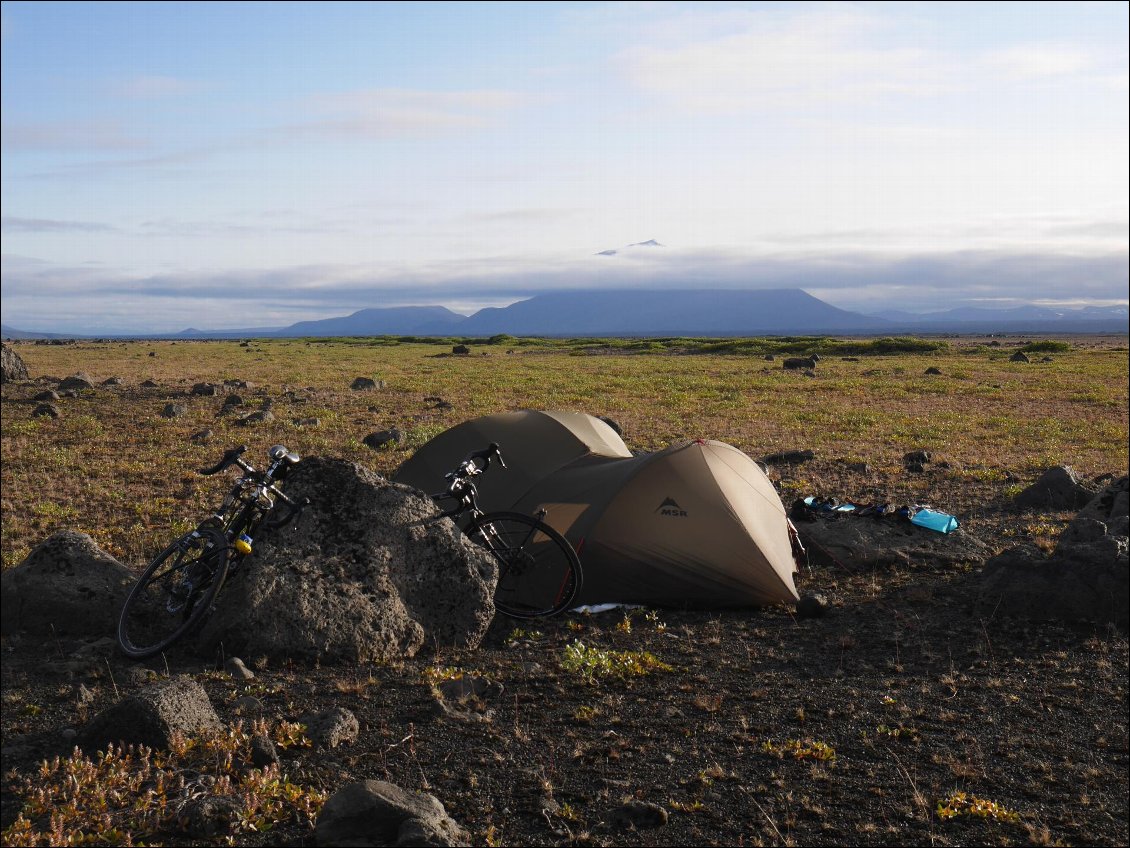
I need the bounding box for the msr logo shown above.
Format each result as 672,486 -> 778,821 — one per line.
656,496 -> 688,517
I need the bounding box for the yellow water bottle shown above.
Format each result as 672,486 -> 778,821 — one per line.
234,533 -> 253,555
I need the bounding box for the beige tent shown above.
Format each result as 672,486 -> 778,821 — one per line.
394,411 -> 799,608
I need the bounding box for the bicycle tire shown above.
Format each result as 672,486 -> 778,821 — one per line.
467,511 -> 582,618
117,525 -> 230,659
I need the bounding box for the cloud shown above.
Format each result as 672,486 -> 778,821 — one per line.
617,6 -> 1114,114
0,121 -> 145,151
2,246 -> 1125,334
1,217 -> 119,234
982,44 -> 1091,80
619,8 -> 951,112
290,88 -> 526,139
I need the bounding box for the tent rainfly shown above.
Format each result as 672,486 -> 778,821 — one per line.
393,410 -> 799,608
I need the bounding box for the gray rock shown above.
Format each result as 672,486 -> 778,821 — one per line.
33,402 -> 60,418
58,373 -> 94,391
302,706 -> 359,748
315,780 -> 470,847
363,428 -> 402,450
760,449 -> 815,466
78,676 -> 222,752
177,795 -> 242,838
224,656 -> 255,680
236,409 -> 274,425
191,382 -> 218,396
161,402 -> 187,418
194,457 -> 496,664
33,389 -> 60,402
796,593 -> 829,619
608,800 -> 669,829
1009,351 -> 1030,363
249,734 -> 279,767
140,379 -> 159,388
101,376 -> 122,386
220,394 -> 243,411
351,376 -> 385,390
980,476 -> 1128,627
1,343 -> 30,382
1014,466 -> 1096,510
0,531 -> 135,638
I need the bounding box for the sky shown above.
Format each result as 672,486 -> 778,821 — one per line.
1,0 -> 1127,334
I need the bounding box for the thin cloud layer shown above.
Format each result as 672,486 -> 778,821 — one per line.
3,247 -> 1125,335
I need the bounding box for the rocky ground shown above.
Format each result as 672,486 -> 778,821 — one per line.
2,470 -> 1127,847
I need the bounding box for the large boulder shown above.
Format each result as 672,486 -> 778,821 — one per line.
1,343 -> 30,382
315,780 -> 470,847
1014,465 -> 1096,511
0,530 -> 136,638
195,457 -> 496,664
78,675 -> 222,753
980,476 -> 1128,627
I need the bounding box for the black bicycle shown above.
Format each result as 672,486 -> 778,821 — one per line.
117,444 -> 308,659
432,443 -> 581,618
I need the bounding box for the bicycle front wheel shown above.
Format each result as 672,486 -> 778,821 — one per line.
468,512 -> 581,618
117,525 -> 230,659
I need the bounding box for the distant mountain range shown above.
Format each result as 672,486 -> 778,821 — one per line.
2,289 -> 1127,340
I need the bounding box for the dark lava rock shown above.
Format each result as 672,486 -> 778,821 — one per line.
796,593 -> 830,619
981,476 -> 1128,627
363,428 -> 402,450
194,457 -> 496,664
760,449 -> 815,466
315,780 -> 470,847
32,402 -> 60,418
58,374 -> 95,391
1,343 -> 30,382
0,530 -> 135,638
1014,466 -> 1096,511
78,676 -> 222,753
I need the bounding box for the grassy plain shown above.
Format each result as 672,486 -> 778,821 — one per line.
1,334 -> 1127,847
2,335 -> 1126,570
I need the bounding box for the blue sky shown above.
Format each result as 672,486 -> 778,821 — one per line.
2,1 -> 1127,333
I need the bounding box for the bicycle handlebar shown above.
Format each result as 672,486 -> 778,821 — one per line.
466,442 -> 506,472
198,445 -> 249,475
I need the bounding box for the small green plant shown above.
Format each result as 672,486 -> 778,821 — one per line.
1,721 -> 326,847
560,640 -> 672,682
505,627 -> 543,646
760,738 -> 837,762
936,790 -> 1021,823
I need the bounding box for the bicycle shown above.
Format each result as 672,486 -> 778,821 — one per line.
117,444 -> 308,659
432,443 -> 582,618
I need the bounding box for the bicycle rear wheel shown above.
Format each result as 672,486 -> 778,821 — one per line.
468,511 -> 581,618
117,525 -> 230,659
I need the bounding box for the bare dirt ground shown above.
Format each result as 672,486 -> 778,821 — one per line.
2,479 -> 1127,847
